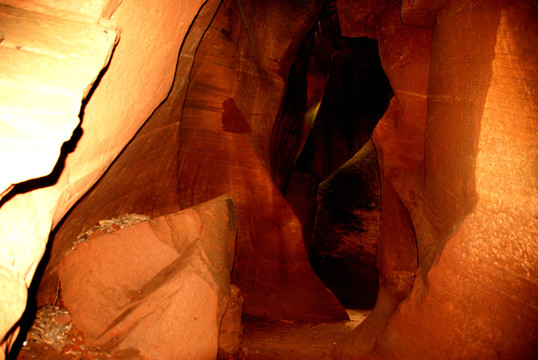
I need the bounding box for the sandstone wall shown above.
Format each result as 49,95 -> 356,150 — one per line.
0,0 -> 206,355
331,0 -> 538,358
176,0 -> 348,321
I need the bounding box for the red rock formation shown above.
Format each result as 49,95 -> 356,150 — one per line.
37,0 -> 222,306
59,196 -> 237,359
177,0 -> 347,321
40,0 -> 347,324
1,0 -> 536,358
331,0 -> 538,358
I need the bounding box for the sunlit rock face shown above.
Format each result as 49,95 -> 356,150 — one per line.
37,0 -> 222,306
0,0 -> 206,355
331,0 -> 538,358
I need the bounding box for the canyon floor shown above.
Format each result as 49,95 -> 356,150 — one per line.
14,308 -> 370,360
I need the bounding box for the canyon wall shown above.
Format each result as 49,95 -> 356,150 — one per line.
0,0 -> 207,355
39,0 -> 348,323
331,0 -> 538,358
1,0 -> 536,358
176,0 -> 347,321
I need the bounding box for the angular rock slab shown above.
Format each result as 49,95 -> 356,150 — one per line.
59,196 -> 237,359
218,284 -> 244,359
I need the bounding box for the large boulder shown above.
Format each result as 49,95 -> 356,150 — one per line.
59,196 -> 238,359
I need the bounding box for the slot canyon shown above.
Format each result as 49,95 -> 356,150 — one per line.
0,0 -> 536,359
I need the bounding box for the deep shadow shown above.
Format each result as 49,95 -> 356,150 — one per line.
221,97 -> 251,133
7,228 -> 59,359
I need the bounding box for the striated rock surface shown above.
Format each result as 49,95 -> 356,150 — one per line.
38,0 -> 222,306
59,196 -> 237,360
331,0 -> 538,359
177,0 -> 348,321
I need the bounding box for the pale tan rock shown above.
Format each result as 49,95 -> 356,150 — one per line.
0,266 -> 26,358
0,3 -> 117,196
0,0 -> 206,354
59,196 -> 237,359
0,0 -> 111,22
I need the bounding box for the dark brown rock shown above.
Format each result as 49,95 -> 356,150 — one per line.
310,140 -> 381,307
218,284 -> 244,360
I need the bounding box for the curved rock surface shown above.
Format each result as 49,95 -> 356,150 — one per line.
177,0 -> 347,321
0,0 -> 536,358
37,0 -> 223,306
330,0 -> 538,358
0,0 -> 207,355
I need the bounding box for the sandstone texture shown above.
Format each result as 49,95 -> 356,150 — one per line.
59,196 -> 238,359
176,0 -> 348,321
0,3 -> 117,196
1,0 -> 537,358
0,0 -> 206,354
330,0 -> 538,359
37,0 -> 222,305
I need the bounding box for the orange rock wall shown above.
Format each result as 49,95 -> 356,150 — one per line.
1,0 -> 536,358
37,0 -> 222,305
40,0 -> 348,324
331,0 -> 538,358
177,0 -> 347,321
